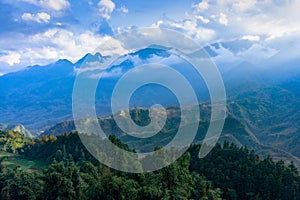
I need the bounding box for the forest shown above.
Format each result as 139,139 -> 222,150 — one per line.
0,130 -> 299,200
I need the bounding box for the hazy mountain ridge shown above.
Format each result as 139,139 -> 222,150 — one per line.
0,46 -> 300,165
0,123 -> 33,138
41,106 -> 300,166
0,47 -> 207,133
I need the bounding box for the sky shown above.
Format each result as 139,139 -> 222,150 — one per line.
1,0 -> 300,75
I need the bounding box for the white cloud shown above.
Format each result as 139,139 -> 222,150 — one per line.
3,0 -> 300,74
0,51 -> 21,66
211,44 -> 241,64
22,12 -> 51,23
119,5 -> 128,13
0,27 -> 128,73
194,27 -> 216,42
189,0 -> 300,42
21,0 -> 70,11
237,43 -> 278,62
23,47 -> 59,61
152,19 -> 216,43
194,0 -> 210,12
98,0 -> 116,20
210,41 -> 279,65
196,15 -> 210,24
31,29 -> 112,62
242,35 -> 260,41
0,30 -> 108,74
40,0 -> 69,11
151,20 -> 164,28
232,0 -> 257,12
218,13 -> 228,26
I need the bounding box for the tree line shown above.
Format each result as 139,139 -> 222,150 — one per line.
0,131 -> 299,199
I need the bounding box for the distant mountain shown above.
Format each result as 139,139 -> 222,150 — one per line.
0,123 -> 33,138
0,59 -> 75,132
227,85 -> 300,158
43,106 -> 300,166
0,45 -> 300,165
0,47 -> 208,133
43,106 -> 260,150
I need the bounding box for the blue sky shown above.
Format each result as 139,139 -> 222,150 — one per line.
0,0 -> 300,75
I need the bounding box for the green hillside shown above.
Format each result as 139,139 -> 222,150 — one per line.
43,106 -> 300,166
227,84 -> 300,162
0,132 -> 298,199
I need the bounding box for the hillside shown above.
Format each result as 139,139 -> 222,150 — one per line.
0,47 -> 300,168
0,132 -> 298,200
42,106 -> 300,166
227,84 -> 300,159
0,123 -> 33,138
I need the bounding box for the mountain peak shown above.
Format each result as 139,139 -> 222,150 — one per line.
55,59 -> 73,65
0,123 -> 33,138
74,52 -> 108,67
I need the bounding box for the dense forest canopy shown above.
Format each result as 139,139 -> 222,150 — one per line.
0,131 -> 299,199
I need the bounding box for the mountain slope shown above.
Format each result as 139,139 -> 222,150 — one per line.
43,106 -> 300,166
0,123 -> 33,138
0,47 -> 208,132
0,47 -> 300,165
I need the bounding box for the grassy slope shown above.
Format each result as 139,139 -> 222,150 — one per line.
0,151 -> 45,170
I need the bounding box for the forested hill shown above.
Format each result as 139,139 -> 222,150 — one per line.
0,132 -> 299,199
43,107 -> 300,166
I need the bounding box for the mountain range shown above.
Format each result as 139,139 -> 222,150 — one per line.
0,45 -> 299,164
